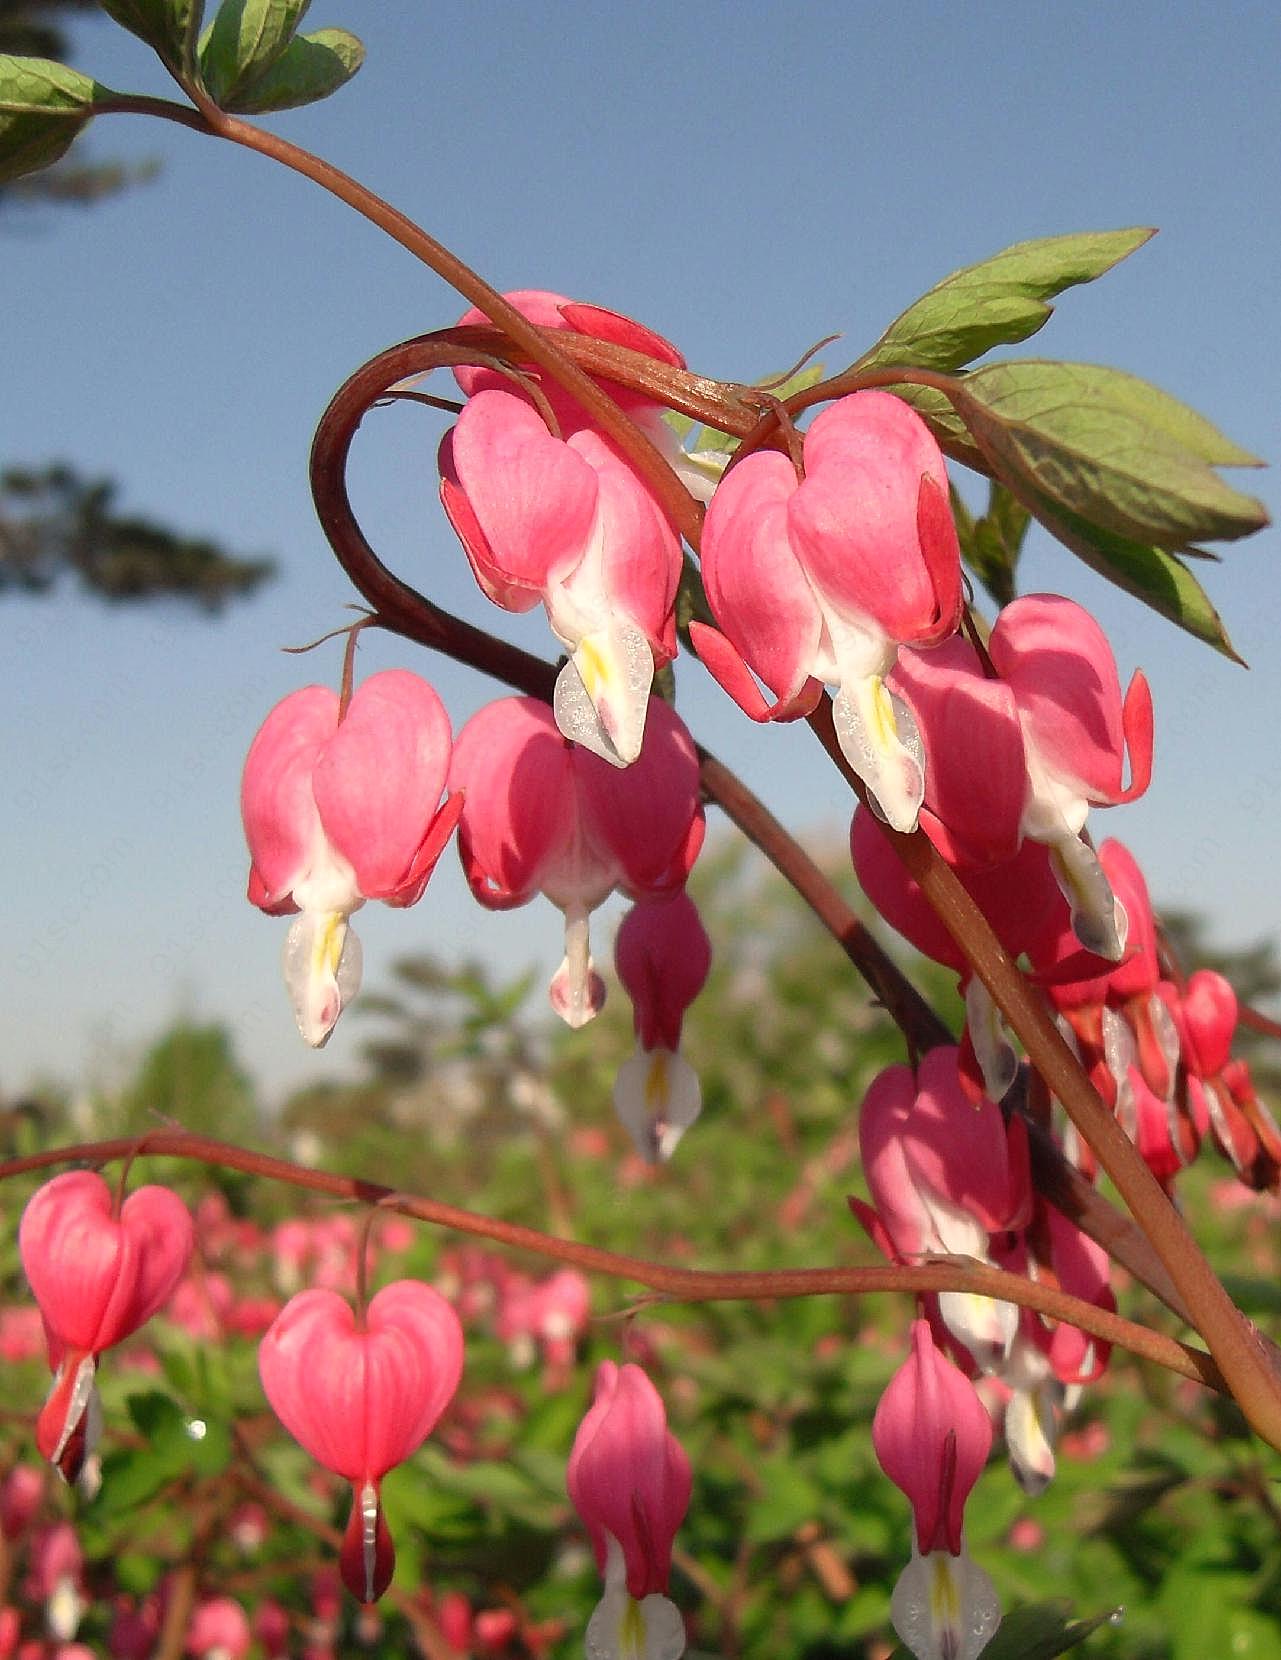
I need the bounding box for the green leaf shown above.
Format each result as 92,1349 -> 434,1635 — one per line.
954,479 -> 1030,607
1003,473 -> 1242,660
858,227 -> 1154,374
1221,1273 -> 1281,1318
980,1602 -> 1121,1659
88,1390 -> 233,1517
0,55 -> 100,112
0,55 -> 107,182
199,0 -> 311,106
955,360 -> 1268,549
217,26 -> 363,112
889,383 -> 989,473
100,0 -> 203,74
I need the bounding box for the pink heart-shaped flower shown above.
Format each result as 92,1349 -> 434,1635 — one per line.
258,1281 -> 463,1483
20,1172 -> 194,1356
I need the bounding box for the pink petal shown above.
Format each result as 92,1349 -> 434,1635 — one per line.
241,686 -> 338,909
904,1049 -> 1021,1234
258,1282 -> 462,1484
872,1320 -> 992,1556
567,1361 -> 691,1599
990,595 -> 1132,802
312,671 -> 452,902
566,429 -> 682,658
857,1064 -> 930,1260
450,699 -> 578,908
20,1173 -> 193,1356
788,392 -> 960,645
890,638 -> 1025,868
615,892 -> 711,1052
688,622 -> 822,722
444,389 -> 599,594
701,450 -> 823,707
578,697 -> 704,897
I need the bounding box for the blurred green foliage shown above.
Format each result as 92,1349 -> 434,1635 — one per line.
2,843 -> 1281,1656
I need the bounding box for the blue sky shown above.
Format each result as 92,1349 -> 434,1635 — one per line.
3,3 -> 1279,1101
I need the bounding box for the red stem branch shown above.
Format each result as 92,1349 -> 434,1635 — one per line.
0,1134 -> 1219,1391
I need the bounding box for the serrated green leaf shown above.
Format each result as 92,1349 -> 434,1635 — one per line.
956,360 -> 1268,548
859,227 -> 1154,374
218,25 -> 363,112
1006,471 -> 1243,662
100,0 -> 203,74
199,0 -> 311,106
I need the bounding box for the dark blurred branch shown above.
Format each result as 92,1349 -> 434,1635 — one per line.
0,464 -> 276,609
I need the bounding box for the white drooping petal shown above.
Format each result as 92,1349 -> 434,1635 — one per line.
585,1584 -> 686,1660
553,620 -> 655,768
833,672 -> 926,834
890,1543 -> 1001,1660
46,1354 -> 98,1475
282,909 -> 363,1047
938,1289 -> 1020,1376
964,978 -> 1018,1102
47,1575 -> 85,1642
1004,1383 -> 1059,1495
549,902 -> 607,1029
613,1046 -> 703,1163
1046,830 -> 1128,962
1146,991 -> 1183,1094
1102,1005 -> 1138,1116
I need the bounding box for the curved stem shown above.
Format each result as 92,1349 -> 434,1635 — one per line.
309,337 -> 1190,1322
0,1134 -> 1221,1392
96,96 -> 704,545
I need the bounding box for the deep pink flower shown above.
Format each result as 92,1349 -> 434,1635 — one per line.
20,1173 -> 193,1481
851,808 -> 1062,1098
889,635 -> 1026,869
453,289 -> 686,430
988,595 -> 1152,958
612,893 -> 712,1161
442,343 -> 684,766
567,1361 -> 691,1660
451,696 -> 703,1027
873,1321 -> 1000,1660
854,1051 -> 1028,1368
0,1465 -> 43,1543
242,670 -> 460,1046
695,390 -> 961,831
185,1597 -> 250,1659
1180,969 -> 1238,1078
259,1281 -> 463,1604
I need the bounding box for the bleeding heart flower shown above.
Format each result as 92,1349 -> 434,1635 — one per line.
450,695 -> 703,1029
695,390 -> 962,831
242,669 -> 460,1047
988,595 -> 1152,959
441,387 -> 682,767
258,1281 -> 463,1604
613,893 -> 712,1162
20,1173 -> 193,1481
568,1361 -> 691,1660
873,1321 -> 1000,1660
185,1597 -> 251,1660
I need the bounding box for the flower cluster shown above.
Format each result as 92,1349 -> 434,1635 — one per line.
65,281 -> 1267,1660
